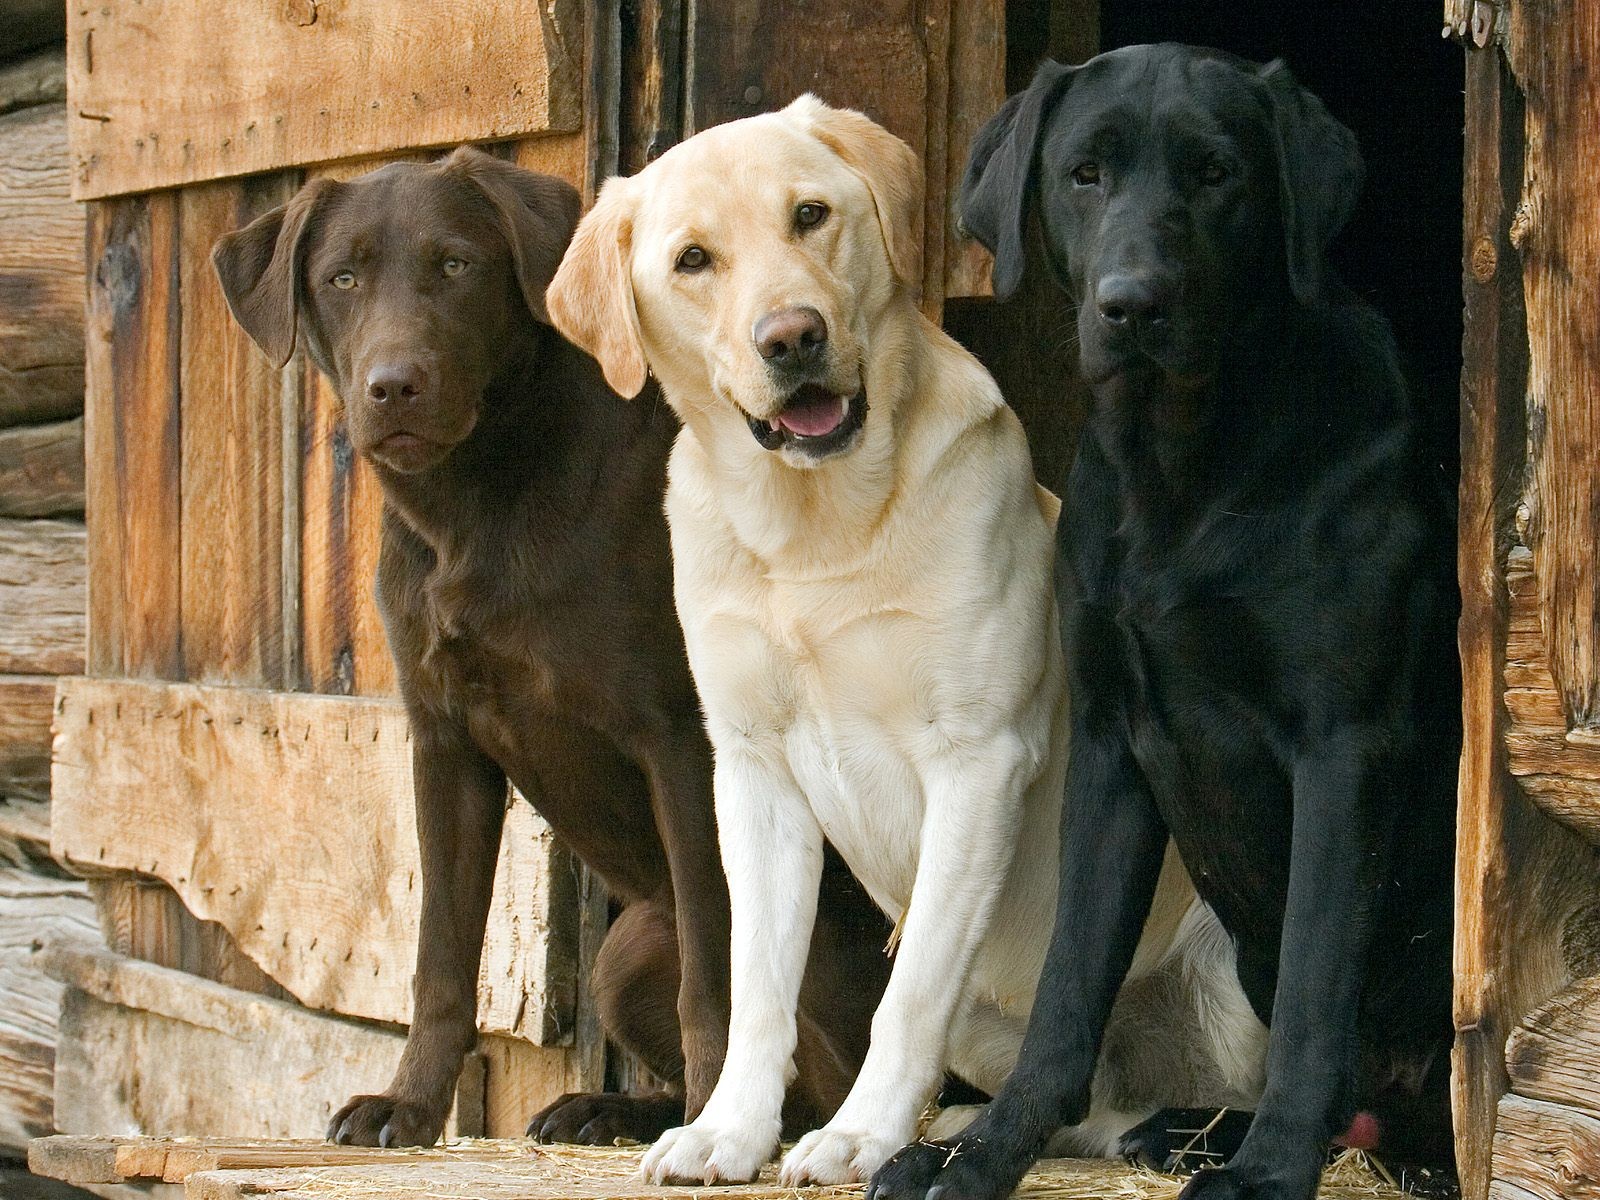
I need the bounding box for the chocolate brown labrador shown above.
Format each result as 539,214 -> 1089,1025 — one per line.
212,147 -> 889,1148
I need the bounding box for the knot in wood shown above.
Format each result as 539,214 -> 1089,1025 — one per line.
1471,236 -> 1497,282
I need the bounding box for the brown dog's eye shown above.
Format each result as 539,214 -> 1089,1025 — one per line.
1070,163 -> 1101,187
442,257 -> 467,277
1200,159 -> 1230,186
331,270 -> 357,290
676,245 -> 710,273
796,202 -> 829,230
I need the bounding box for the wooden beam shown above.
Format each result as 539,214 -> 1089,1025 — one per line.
0,417 -> 84,518
1492,1093 -> 1600,1200
65,0 -> 584,200
51,677 -> 578,1043
0,675 -> 54,803
1506,973 -> 1600,1117
38,942 -> 477,1142
0,101 -> 84,428
0,518 -> 84,675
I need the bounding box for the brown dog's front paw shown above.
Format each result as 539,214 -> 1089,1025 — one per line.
327,1094 -> 446,1147
526,1091 -> 685,1145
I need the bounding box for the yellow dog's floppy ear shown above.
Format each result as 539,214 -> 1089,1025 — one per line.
546,176 -> 649,398
788,95 -> 924,290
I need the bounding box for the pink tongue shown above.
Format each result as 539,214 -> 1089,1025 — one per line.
776,393 -> 846,437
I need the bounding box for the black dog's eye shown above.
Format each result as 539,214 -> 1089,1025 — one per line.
442,257 -> 468,277
1200,159 -> 1230,186
796,202 -> 829,230
1070,162 -> 1101,187
330,270 -> 357,290
675,245 -> 710,273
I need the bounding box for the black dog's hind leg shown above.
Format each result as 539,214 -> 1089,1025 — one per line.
869,706 -> 1168,1200
1179,736 -> 1387,1200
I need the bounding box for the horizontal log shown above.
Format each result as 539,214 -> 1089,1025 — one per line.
0,865 -> 95,1153
51,677 -> 577,1042
0,519 -> 84,675
0,101 -> 83,427
0,416 -> 83,517
1492,1092 -> 1600,1200
0,675 -> 54,803
66,0 -> 583,198
39,942 -> 476,1142
0,48 -> 67,116
1506,972 -> 1600,1115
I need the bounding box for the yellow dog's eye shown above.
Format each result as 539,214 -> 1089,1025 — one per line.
676,245 -> 710,272
796,202 -> 829,230
331,270 -> 357,289
442,257 -> 468,276
1070,162 -> 1100,187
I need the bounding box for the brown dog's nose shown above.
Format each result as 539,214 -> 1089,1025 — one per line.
753,306 -> 828,367
366,362 -> 427,406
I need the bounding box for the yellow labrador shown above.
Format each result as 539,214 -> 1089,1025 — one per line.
547,96 -> 1265,1186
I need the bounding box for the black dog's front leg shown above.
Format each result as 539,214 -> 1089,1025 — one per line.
1180,735 -> 1383,1200
329,726 -> 508,1146
869,714 -> 1168,1200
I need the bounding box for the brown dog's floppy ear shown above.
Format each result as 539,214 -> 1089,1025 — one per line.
443,146 -> 582,324
1258,60 -> 1363,307
545,176 -> 649,398
790,96 -> 924,290
958,60 -> 1076,301
211,177 -> 338,368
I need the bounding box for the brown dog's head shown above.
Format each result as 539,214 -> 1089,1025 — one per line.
547,96 -> 922,470
213,147 -> 580,474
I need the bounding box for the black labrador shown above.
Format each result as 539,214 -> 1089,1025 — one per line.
213,148 -> 889,1149
870,44 -> 1458,1200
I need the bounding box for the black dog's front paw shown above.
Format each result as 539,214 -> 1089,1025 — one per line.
869,1135 -> 1028,1200
1120,1108 -> 1254,1174
327,1093 -> 445,1147
1177,1155 -> 1323,1200
526,1091 -> 684,1145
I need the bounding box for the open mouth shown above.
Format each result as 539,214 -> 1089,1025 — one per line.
746,384 -> 868,457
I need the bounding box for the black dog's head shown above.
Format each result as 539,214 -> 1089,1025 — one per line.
213,148 -> 580,474
960,44 -> 1362,390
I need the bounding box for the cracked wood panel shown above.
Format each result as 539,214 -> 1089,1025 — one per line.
65,0 -> 583,199
50,677 -> 579,1045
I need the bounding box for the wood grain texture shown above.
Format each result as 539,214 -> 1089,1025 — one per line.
65,0 -> 583,200
0,675 -> 55,803
0,517 -> 84,675
942,0 -> 1005,300
84,194 -> 183,679
0,48 -> 67,116
1505,973 -> 1600,1117
0,865 -> 95,1153
0,101 -> 84,428
178,176 -> 300,690
1492,1093 -> 1600,1200
1502,0 -> 1600,732
0,416 -> 84,517
40,942 -> 476,1142
51,677 -> 578,1043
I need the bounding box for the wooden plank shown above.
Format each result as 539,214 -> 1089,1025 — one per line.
39,943 -> 476,1142
65,0 -> 583,200
0,48 -> 67,116
0,517 -> 84,675
84,193 -> 183,679
1502,0 -> 1600,733
0,416 -> 84,517
943,0 -> 1006,300
1492,1093 -> 1600,1200
0,865 -> 96,1153
1506,972 -> 1600,1116
0,101 -> 84,429
51,677 -> 578,1042
178,176 -> 299,690
0,674 -> 54,803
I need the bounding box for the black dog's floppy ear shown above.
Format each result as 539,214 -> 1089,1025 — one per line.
444,146 -> 582,325
958,60 -> 1076,301
1258,60 -> 1363,307
212,177 -> 339,368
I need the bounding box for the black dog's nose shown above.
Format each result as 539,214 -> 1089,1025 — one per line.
1096,274 -> 1172,329
753,306 -> 828,365
366,363 -> 427,406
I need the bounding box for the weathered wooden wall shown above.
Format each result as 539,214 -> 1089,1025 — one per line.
1447,2 -> 1600,1199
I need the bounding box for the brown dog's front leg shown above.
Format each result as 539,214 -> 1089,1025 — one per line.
328,727 -> 507,1146
644,739 -> 730,1119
